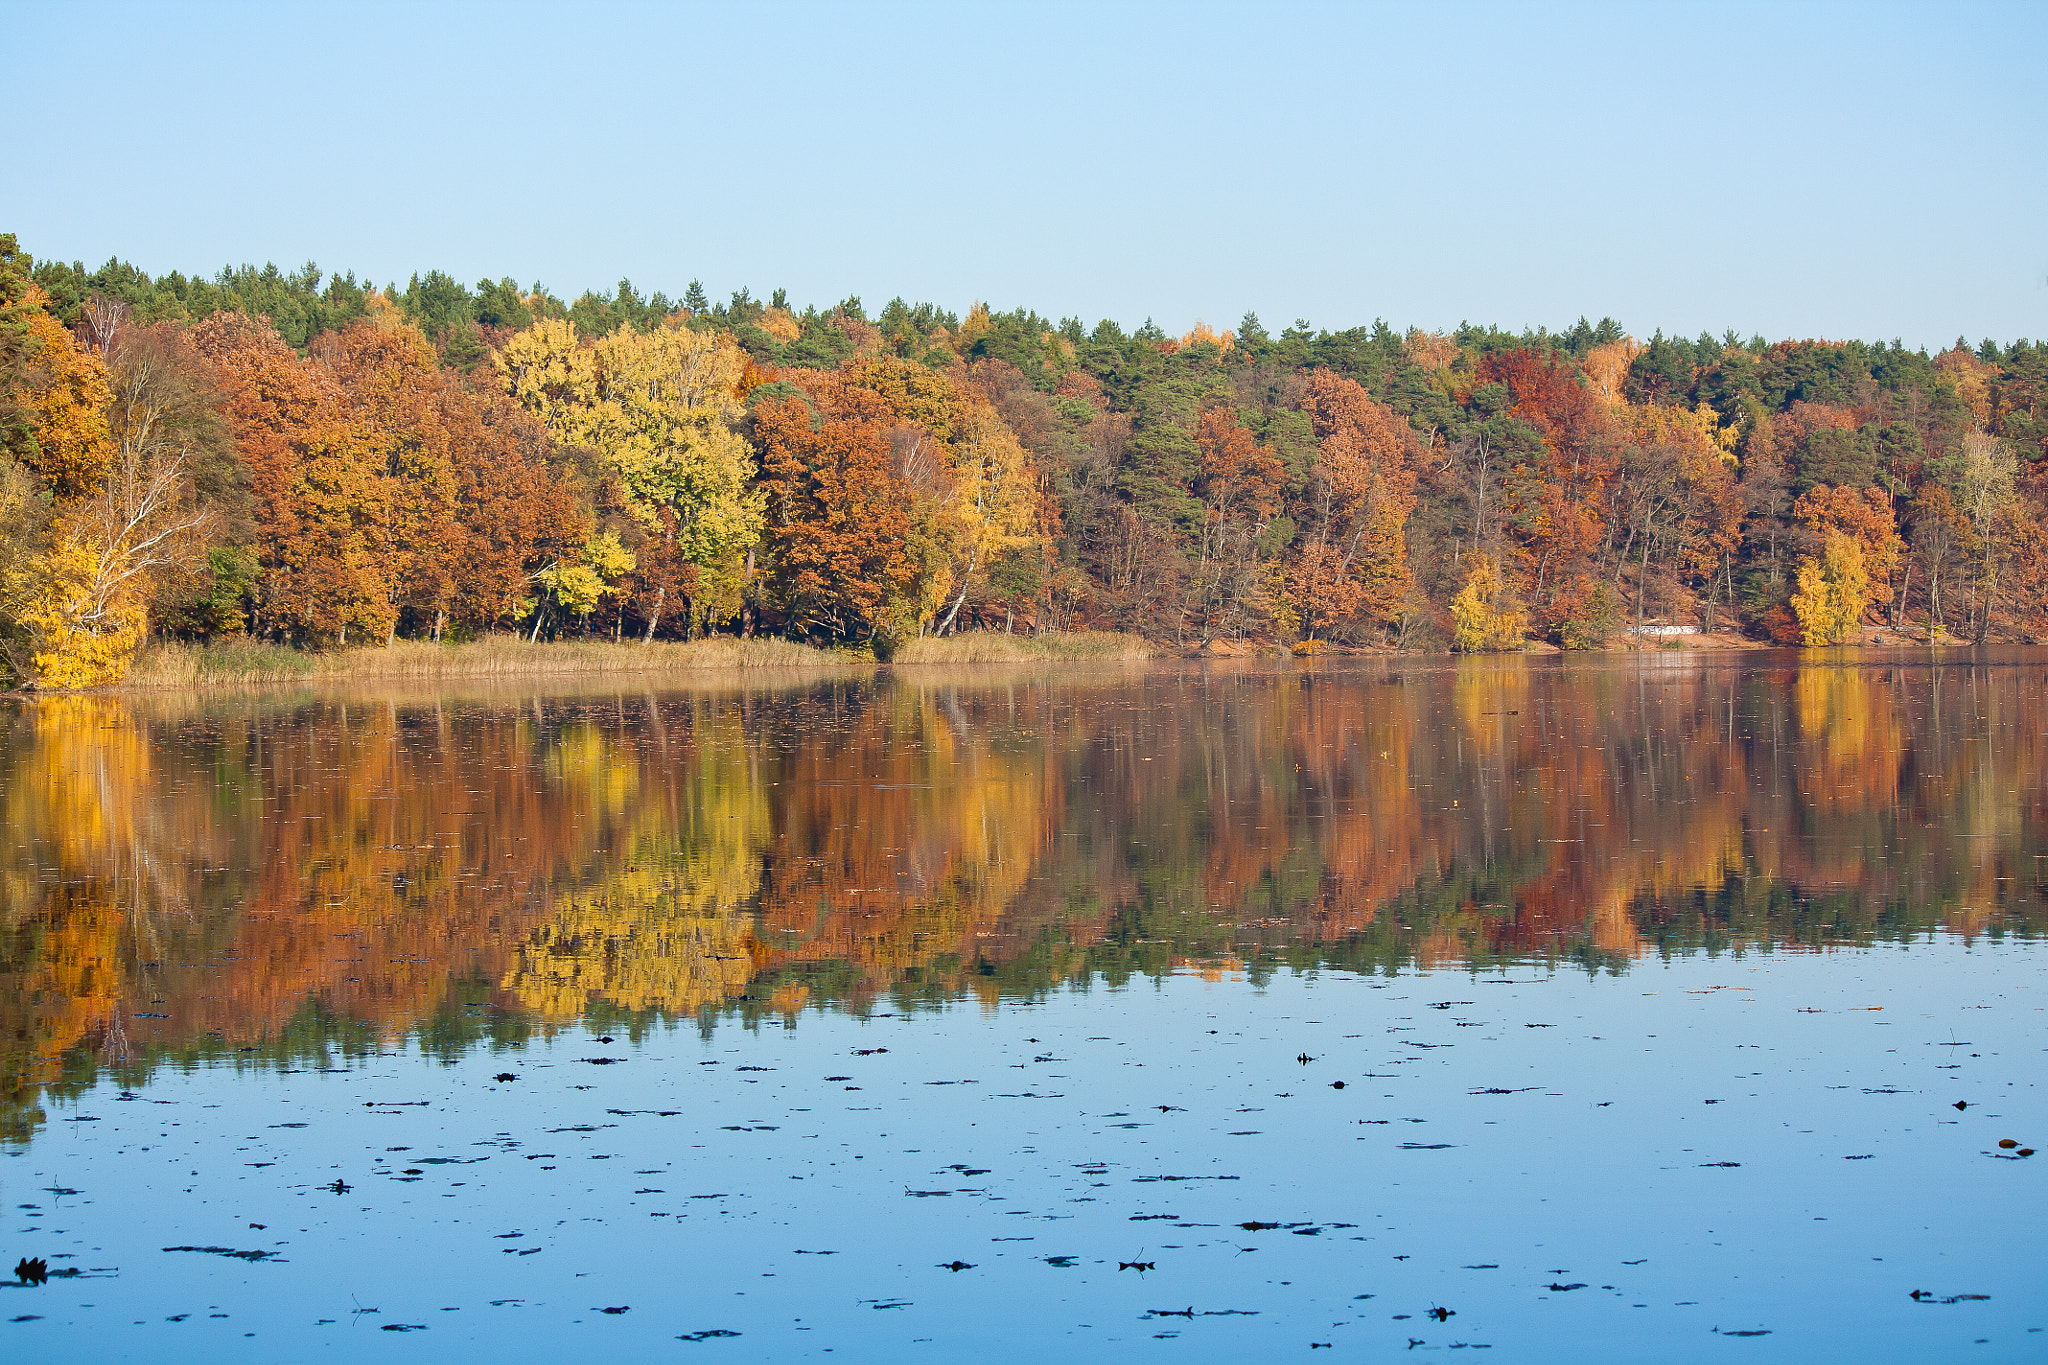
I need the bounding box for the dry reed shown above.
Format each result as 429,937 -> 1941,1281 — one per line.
891,630 -> 1157,664
124,635 -> 856,688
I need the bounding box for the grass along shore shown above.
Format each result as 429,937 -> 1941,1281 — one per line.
119,631 -> 1156,688
890,630 -> 1156,663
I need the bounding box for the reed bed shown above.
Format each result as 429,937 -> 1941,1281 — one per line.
891,630 -> 1157,664
125,635 -> 854,688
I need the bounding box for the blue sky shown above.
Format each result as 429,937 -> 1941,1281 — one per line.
8,0 -> 2045,347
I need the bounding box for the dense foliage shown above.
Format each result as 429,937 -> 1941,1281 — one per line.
5,231 -> 2047,683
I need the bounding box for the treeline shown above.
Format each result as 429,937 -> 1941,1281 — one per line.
4,231 -> 2046,685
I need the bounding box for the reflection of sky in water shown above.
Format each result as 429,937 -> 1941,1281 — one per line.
3,657 -> 2047,1356
7,942 -> 2043,1361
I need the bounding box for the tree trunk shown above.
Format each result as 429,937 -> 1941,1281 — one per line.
644,586 -> 664,644
741,548 -> 756,638
1636,529 -> 1650,634
937,551 -> 979,635
433,608 -> 445,644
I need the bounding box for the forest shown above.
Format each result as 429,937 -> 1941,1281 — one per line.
3,230 -> 2046,685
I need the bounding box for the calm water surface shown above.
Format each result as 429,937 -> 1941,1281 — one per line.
1,653 -> 2043,1361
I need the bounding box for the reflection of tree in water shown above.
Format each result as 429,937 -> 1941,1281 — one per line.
4,661 -> 2047,1140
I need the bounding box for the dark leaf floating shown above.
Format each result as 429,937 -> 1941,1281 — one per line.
599,1305 -> 630,1314
938,1261 -> 974,1272
1547,1283 -> 1587,1292
163,1246 -> 276,1261
14,1257 -> 47,1286
1120,1261 -> 1156,1272
492,1073 -> 518,1083
1429,1306 -> 1455,1321
678,1329 -> 741,1340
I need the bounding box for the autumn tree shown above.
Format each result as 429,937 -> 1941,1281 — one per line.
753,393 -> 922,643
1909,485 -> 1969,638
1479,348 -> 1614,623
1450,553 -> 1527,651
781,357 -> 1040,638
1182,406 -> 1284,642
0,282 -> 218,685
1953,431 -> 2018,641
1791,485 -> 1903,623
1791,533 -> 1868,645
1282,371 -> 1416,640
497,317 -> 762,634
199,312 -> 581,645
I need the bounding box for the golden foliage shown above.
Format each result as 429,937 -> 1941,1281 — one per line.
1404,330 -> 1459,373
1450,553 -> 1527,651
1793,485 -> 1903,606
1616,397 -> 1738,465
1791,532 -> 1869,644
1178,320 -> 1234,351
497,318 -> 763,568
1582,338 -> 1642,404
18,300 -> 115,501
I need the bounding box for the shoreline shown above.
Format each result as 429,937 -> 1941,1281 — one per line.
0,626 -> 2017,697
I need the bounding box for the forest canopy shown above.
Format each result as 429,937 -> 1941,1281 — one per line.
4,232 -> 2046,685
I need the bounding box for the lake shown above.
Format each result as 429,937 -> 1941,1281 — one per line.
1,653 -> 2043,1361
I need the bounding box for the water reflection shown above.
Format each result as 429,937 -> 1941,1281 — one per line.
4,654 -> 2044,1141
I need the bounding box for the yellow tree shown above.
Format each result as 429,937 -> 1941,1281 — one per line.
496,319 -> 762,625
17,304 -> 115,499
1,296 -> 215,685
1582,338 -> 1643,405
1791,532 -> 1869,644
1791,484 -> 1902,616
1451,553 -> 1528,651
531,530 -> 636,637
932,400 -> 1037,633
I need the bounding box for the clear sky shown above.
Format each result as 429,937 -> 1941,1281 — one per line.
8,0 -> 2045,348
